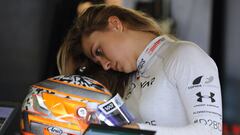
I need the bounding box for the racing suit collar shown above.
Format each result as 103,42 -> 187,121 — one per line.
136,35 -> 168,75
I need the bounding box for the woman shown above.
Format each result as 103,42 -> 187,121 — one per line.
57,4 -> 222,135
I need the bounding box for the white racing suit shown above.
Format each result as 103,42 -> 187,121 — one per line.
124,35 -> 222,135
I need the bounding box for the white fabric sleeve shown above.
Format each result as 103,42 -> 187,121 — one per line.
138,42 -> 222,135
137,123 -> 218,135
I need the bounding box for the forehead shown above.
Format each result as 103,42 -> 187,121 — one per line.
82,31 -> 104,46
81,34 -> 93,58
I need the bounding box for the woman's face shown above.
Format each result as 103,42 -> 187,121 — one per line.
82,28 -> 138,73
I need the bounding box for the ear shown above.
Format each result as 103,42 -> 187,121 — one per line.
108,16 -> 124,32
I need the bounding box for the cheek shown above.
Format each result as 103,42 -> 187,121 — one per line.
109,45 -> 126,58
104,47 -> 120,60
102,36 -> 131,60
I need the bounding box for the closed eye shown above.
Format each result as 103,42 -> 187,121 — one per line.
95,48 -> 104,56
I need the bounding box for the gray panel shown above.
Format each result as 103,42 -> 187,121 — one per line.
223,0 -> 240,123
224,0 -> 240,79
171,0 -> 213,54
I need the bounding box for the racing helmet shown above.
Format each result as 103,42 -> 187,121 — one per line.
21,75 -> 112,135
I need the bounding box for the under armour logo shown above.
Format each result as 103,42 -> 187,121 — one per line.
196,92 -> 215,103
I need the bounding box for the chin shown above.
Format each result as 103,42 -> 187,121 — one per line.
122,67 -> 137,74
123,70 -> 131,73
117,63 -> 137,73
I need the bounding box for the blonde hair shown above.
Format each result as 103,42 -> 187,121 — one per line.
57,4 -> 163,96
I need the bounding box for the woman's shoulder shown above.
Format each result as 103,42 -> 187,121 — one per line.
174,40 -> 203,53
166,39 -> 208,60
161,38 -> 215,69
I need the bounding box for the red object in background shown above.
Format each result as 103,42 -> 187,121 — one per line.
223,123 -> 240,135
232,124 -> 240,135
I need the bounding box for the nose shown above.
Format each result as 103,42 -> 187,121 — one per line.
98,57 -> 111,70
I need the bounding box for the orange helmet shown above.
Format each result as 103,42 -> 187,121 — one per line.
21,75 -> 112,135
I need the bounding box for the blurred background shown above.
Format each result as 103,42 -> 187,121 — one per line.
0,0 -> 239,134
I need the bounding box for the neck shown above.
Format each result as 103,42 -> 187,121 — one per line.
129,30 -> 158,61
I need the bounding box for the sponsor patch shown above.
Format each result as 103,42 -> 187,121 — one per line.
194,118 -> 222,132
193,110 -> 222,117
137,58 -> 145,71
145,120 -> 157,126
140,77 -> 155,88
77,107 -> 87,117
196,92 -> 216,103
193,103 -> 219,108
47,126 -> 63,135
188,75 -> 218,89
103,102 -> 116,113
